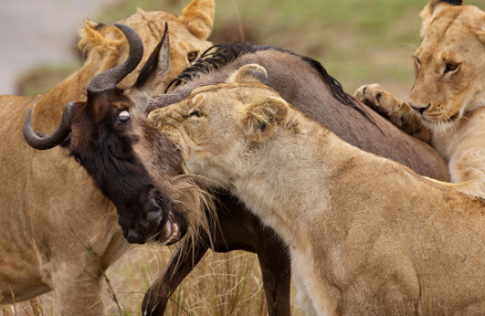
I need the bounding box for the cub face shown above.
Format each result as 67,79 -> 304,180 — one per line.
408,1 -> 485,127
148,64 -> 289,188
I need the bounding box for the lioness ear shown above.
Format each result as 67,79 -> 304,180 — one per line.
78,19 -> 124,59
179,0 -> 214,40
420,0 -> 463,37
227,64 -> 268,84
239,97 -> 289,142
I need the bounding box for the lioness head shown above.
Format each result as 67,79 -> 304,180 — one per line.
409,0 -> 485,126
148,64 -> 289,188
78,0 -> 214,91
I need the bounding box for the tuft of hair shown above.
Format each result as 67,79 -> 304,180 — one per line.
157,169 -> 219,261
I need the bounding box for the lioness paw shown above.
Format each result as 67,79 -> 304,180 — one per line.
354,84 -> 394,117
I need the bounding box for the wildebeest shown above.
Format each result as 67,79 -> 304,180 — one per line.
1,0 -> 214,314
27,33 -> 450,315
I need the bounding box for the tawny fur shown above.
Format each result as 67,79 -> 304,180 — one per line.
0,1 -> 213,314
150,65 -> 485,316
354,0 -> 485,199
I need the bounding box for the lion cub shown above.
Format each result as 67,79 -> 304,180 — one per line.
149,64 -> 485,316
354,0 -> 485,199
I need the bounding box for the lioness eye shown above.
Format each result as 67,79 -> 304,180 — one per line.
445,63 -> 459,73
189,110 -> 202,118
187,51 -> 198,62
416,58 -> 421,65
119,110 -> 131,123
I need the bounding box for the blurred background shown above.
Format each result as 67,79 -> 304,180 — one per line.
3,0 -> 482,98
2,0 -> 483,315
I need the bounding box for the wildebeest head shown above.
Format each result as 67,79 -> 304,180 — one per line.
23,24 -> 201,244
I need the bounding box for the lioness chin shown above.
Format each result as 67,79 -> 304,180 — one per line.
354,0 -> 485,199
149,64 -> 485,316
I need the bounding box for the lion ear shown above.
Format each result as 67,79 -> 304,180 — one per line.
78,19 -> 124,59
239,96 -> 289,142
420,0 -> 463,37
179,0 -> 215,40
227,64 -> 268,85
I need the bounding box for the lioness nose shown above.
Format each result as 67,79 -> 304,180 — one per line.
410,103 -> 430,115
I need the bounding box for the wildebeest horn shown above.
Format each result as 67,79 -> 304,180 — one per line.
87,23 -> 144,92
23,102 -> 74,150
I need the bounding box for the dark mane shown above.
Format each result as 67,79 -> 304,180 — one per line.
166,42 -> 366,117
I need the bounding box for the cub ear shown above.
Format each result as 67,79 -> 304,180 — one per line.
239,96 -> 289,142
179,0 -> 215,40
420,0 -> 463,37
227,64 -> 268,84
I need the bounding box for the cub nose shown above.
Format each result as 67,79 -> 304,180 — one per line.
410,103 -> 430,115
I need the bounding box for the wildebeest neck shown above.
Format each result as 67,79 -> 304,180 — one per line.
146,44 -> 450,181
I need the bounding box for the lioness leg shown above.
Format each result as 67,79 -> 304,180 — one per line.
52,263 -> 105,316
142,244 -> 208,316
354,84 -> 431,143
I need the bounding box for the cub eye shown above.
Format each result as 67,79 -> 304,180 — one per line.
119,110 -> 131,123
187,51 -> 198,62
445,63 -> 459,73
189,110 -> 202,118
415,58 -> 421,65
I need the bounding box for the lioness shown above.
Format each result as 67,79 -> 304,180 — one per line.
354,0 -> 485,199
149,64 -> 485,316
0,0 -> 214,314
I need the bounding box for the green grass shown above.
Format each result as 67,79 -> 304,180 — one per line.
16,63 -> 81,97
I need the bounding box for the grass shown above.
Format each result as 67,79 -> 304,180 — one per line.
88,0 -> 483,99
16,63 -> 82,97
2,246 -> 305,316
18,0 -> 483,98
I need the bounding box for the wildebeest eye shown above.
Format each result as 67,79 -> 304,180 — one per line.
187,51 -> 198,62
189,110 -> 202,118
119,110 -> 131,123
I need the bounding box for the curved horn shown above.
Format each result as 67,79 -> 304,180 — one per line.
88,23 -> 144,92
23,102 -> 74,150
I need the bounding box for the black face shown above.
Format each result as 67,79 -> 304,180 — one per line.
23,23 -> 190,245
65,89 -> 178,244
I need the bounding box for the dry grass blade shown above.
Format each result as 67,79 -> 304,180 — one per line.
68,226 -> 128,316
3,245 -> 306,315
